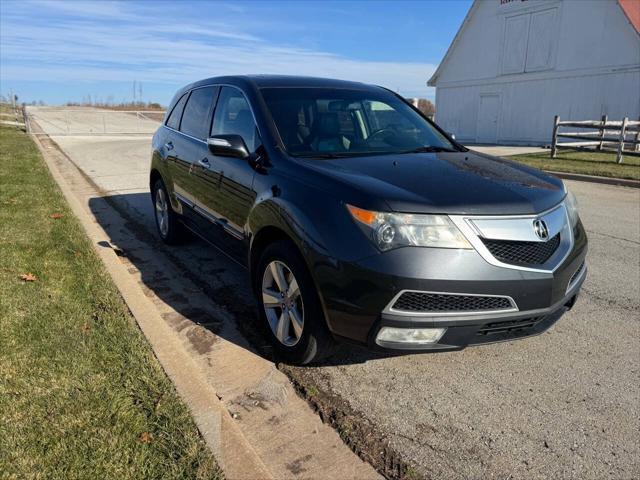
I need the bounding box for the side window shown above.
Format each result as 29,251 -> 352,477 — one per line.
211,87 -> 259,151
180,87 -> 217,140
166,93 -> 188,130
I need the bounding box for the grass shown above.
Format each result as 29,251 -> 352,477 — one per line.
0,121 -> 222,479
506,149 -> 640,180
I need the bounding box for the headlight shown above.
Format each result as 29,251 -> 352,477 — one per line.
346,204 -> 472,251
565,189 -> 580,228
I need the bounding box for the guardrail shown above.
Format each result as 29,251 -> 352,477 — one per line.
25,108 -> 165,136
551,115 -> 640,163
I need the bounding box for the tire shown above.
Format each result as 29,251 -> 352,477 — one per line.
255,240 -> 335,365
152,179 -> 184,245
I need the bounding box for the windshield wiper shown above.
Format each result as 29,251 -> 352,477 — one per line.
399,146 -> 457,154
295,152 -> 358,159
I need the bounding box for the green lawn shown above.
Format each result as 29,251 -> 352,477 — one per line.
506,149 -> 640,180
0,122 -> 222,479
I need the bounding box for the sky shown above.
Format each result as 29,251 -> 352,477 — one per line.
0,0 -> 471,106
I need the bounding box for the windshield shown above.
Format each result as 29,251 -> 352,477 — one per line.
260,87 -> 458,158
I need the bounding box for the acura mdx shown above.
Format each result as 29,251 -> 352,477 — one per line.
150,75 -> 587,364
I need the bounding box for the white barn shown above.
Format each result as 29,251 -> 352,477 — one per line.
428,0 -> 640,145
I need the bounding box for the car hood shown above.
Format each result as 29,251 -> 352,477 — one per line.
302,151 -> 565,215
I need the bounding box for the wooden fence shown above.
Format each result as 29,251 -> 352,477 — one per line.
551,115 -> 640,163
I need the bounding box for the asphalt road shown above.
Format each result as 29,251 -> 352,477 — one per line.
30,107 -> 640,479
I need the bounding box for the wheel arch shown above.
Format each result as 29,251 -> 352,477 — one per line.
149,168 -> 163,194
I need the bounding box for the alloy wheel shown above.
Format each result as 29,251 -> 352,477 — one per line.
155,188 -> 169,237
261,260 -> 304,346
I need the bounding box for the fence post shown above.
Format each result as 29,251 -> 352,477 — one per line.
550,115 -> 559,158
616,117 -> 628,164
22,105 -> 31,134
598,114 -> 607,150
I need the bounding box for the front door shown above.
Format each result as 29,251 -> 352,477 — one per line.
196,86 -> 259,238
477,94 -> 500,144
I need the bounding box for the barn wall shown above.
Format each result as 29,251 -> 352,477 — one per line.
433,0 -> 640,144
435,69 -> 640,144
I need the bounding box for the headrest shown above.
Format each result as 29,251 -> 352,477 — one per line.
316,113 -> 340,136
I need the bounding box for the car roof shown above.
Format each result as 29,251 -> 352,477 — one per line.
182,74 -> 382,92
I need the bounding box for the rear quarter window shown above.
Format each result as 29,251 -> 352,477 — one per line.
166,93 -> 188,130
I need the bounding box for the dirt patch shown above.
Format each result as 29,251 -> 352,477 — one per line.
186,325 -> 217,355
280,365 -> 418,480
286,454 -> 313,475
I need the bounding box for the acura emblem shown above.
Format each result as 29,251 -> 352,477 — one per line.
533,219 -> 549,240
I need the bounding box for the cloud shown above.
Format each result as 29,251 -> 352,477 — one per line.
0,1 -> 436,99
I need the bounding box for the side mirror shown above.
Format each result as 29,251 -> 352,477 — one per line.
207,134 -> 249,159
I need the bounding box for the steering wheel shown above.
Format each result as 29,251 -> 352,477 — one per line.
367,127 -> 397,143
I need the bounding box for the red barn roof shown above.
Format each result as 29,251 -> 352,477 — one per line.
619,0 -> 640,34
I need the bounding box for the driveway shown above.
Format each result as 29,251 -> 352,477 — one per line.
466,144 -> 548,156
29,107 -> 640,479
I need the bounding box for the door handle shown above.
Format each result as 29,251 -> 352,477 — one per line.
164,141 -> 173,151
198,157 -> 211,169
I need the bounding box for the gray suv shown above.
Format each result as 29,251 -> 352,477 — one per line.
150,75 -> 587,364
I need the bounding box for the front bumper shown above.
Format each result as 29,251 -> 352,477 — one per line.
370,275 -> 583,352
312,221 -> 588,351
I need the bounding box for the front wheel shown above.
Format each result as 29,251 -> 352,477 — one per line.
256,240 -> 335,365
152,179 -> 184,244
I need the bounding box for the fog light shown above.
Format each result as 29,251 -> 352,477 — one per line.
375,326 -> 446,346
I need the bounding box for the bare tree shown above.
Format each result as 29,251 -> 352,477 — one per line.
417,99 -> 435,117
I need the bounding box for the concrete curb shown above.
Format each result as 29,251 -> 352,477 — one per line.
31,133 -> 273,480
544,170 -> 640,189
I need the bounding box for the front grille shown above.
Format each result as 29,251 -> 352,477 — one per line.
477,317 -> 544,336
481,233 -> 560,266
391,292 -> 514,313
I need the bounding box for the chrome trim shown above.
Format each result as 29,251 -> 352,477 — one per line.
449,200 -> 574,274
383,290 -> 518,317
174,191 -> 195,208
469,203 -> 565,242
174,192 -> 244,240
164,125 -> 207,144
566,262 -> 587,295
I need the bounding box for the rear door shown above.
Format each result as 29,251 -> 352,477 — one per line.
162,92 -> 190,198
196,86 -> 260,238
174,86 -> 218,207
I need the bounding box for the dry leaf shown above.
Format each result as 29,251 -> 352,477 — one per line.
74,251 -> 83,257
81,322 -> 91,333
50,213 -> 64,219
139,432 -> 153,444
19,273 -> 37,282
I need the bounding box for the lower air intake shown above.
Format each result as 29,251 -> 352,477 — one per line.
391,292 -> 514,313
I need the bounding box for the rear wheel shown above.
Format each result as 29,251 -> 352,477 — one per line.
256,240 -> 335,364
152,179 -> 184,244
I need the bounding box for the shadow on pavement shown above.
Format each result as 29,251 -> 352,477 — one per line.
88,192 -> 392,367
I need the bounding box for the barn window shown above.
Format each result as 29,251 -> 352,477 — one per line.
502,8 -> 558,75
